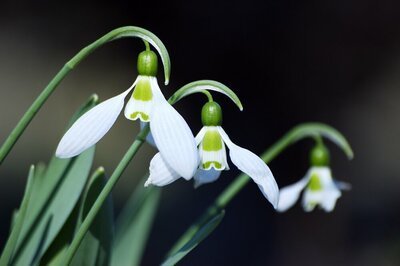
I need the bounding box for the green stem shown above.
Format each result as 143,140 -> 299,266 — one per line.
167,122 -> 350,256
0,26 -> 171,165
62,125 -> 150,265
200,90 -> 213,102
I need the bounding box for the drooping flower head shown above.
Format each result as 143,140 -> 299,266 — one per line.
277,143 -> 351,212
146,99 -> 279,208
56,46 -> 199,179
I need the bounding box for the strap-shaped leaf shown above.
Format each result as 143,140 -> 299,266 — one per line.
71,167 -> 114,266
8,96 -> 97,265
111,176 -> 161,266
169,80 -> 243,110
0,166 -> 35,265
162,210 -> 225,266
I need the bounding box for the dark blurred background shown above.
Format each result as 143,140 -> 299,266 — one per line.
1,0 -> 400,265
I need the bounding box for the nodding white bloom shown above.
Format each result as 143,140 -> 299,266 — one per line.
145,101 -> 279,208
277,144 -> 350,212
56,50 -> 199,179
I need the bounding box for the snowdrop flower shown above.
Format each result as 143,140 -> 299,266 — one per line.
146,101 -> 279,208
277,144 -> 350,212
56,49 -> 198,179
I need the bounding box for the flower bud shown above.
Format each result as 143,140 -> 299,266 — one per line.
137,50 -> 158,76
309,144 -> 330,166
201,102 -> 222,126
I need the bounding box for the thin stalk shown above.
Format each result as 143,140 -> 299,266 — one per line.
62,125 -> 149,265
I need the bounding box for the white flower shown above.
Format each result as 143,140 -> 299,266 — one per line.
277,166 -> 351,212
56,50 -> 199,179
145,124 -> 279,208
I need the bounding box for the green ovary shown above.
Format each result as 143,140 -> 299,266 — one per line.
132,78 -> 153,101
203,161 -> 222,169
202,130 -> 223,151
308,173 -> 323,191
130,112 -> 149,121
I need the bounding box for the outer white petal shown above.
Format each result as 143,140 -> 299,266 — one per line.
193,168 -> 222,188
56,86 -> 134,158
195,127 -> 207,146
276,175 -> 311,212
334,180 -> 352,191
140,121 -> 156,147
150,82 -> 199,179
217,127 -> 279,208
145,153 -> 180,187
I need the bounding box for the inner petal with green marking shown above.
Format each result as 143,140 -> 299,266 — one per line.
132,77 -> 153,101
202,130 -> 223,151
124,76 -> 155,122
308,173 -> 323,191
199,127 -> 228,170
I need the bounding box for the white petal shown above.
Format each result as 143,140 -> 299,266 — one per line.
302,167 -> 342,212
145,153 -> 180,187
276,175 -> 310,212
150,90 -> 199,179
195,127 -> 207,145
218,127 -> 279,208
140,121 -> 156,147
193,168 -> 222,188
56,86 -> 134,158
320,186 -> 342,212
302,186 -> 341,212
334,180 -> 352,191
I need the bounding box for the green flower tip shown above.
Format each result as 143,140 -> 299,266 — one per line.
310,144 -> 330,167
201,102 -> 223,126
137,50 -> 158,76
95,166 -> 105,175
89,94 -> 99,104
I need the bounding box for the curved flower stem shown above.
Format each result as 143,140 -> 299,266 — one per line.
62,125 -> 150,265
167,122 -> 353,256
0,26 -> 171,165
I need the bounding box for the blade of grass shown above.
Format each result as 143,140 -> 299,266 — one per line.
111,176 -> 161,266
0,165 -> 35,266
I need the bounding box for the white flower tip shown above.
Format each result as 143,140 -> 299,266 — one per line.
55,147 -> 75,159
144,178 -> 152,187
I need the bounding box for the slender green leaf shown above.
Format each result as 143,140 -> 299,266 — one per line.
169,80 -> 243,110
111,177 -> 161,266
0,166 -> 35,266
71,167 -> 114,266
40,202 -> 81,266
9,96 -> 97,265
162,210 -> 225,266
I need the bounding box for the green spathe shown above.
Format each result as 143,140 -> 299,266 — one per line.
310,144 -> 330,166
137,50 -> 158,76
202,130 -> 223,151
201,102 -> 222,126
